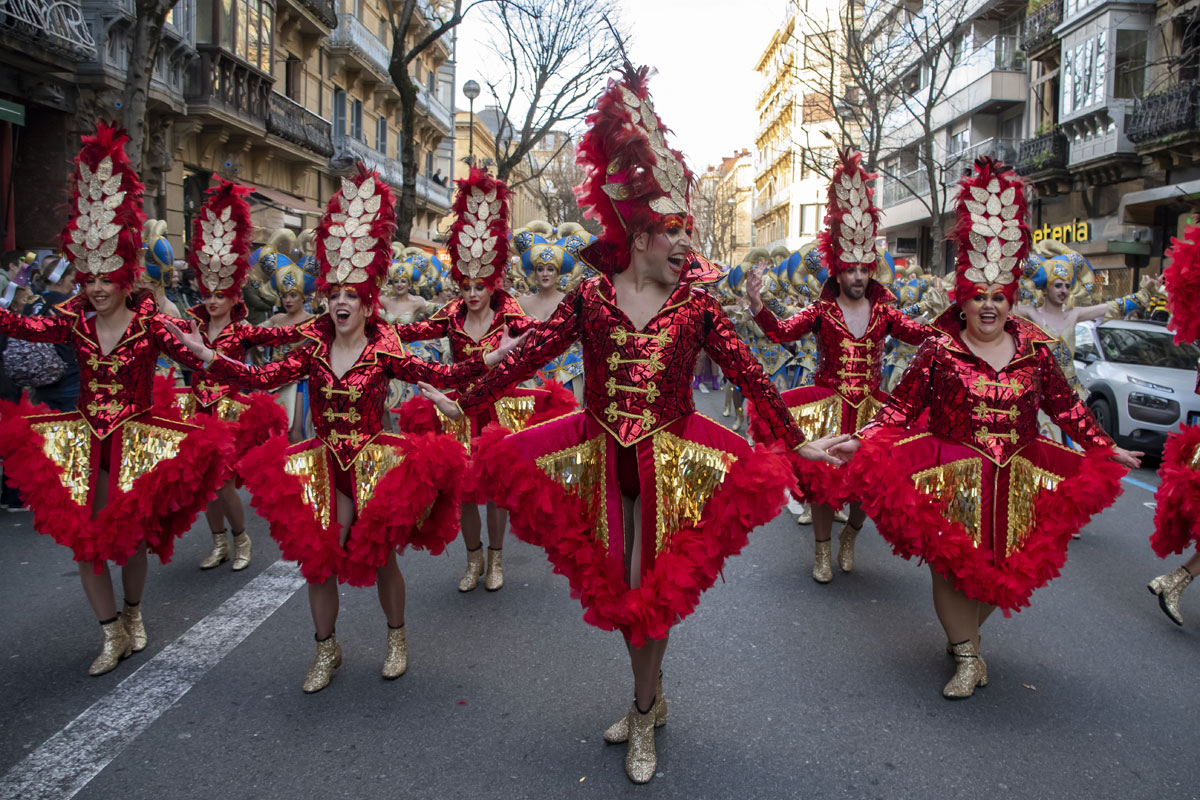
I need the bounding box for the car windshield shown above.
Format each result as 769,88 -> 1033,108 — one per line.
1097,327 -> 1200,369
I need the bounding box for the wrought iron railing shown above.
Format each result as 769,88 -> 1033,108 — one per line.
1014,131 -> 1069,174
267,92 -> 333,157
332,133 -> 404,189
881,169 -> 930,207
945,137 -> 1021,174
288,0 -> 335,29
1020,0 -> 1062,55
186,45 -> 272,128
1127,81 -> 1200,144
0,0 -> 95,58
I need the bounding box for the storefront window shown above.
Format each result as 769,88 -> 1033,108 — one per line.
1113,30 -> 1146,99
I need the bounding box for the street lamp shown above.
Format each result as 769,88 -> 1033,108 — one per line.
726,196 -> 737,263
462,79 -> 480,167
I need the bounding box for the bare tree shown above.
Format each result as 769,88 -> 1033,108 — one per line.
479,0 -> 626,186
119,0 -> 179,172
692,171 -> 719,259
528,134 -> 600,232
386,0 -> 509,245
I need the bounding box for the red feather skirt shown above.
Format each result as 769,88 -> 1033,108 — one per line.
238,431 -> 467,587
396,381 -> 578,504
473,410 -> 796,646
172,388 -> 289,485
1151,424 -> 1200,558
846,428 -> 1123,612
0,399 -> 232,569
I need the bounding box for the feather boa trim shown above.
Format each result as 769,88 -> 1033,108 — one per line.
1151,425 -> 1200,557
1163,222 -> 1200,344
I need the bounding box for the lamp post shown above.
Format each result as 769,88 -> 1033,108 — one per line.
462,79 -> 480,167
726,196 -> 737,263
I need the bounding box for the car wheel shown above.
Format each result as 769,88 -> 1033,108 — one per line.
1089,397 -> 1116,438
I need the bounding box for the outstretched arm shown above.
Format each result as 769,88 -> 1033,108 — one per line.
161,317 -> 310,389
0,307 -> 70,343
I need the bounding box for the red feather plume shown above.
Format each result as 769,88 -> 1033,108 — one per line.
950,157 -> 1029,304
447,167 -> 511,291
315,163 -> 396,310
1163,221 -> 1200,344
818,149 -> 881,276
188,176 -> 253,296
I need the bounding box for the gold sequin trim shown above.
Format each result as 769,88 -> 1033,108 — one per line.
535,435 -> 608,548
652,431 -> 737,553
353,442 -> 406,513
117,421 -> 187,492
911,457 -> 983,546
284,447 -> 331,527
495,395 -> 537,433
31,418 -> 93,506
436,407 -> 471,453
215,396 -> 247,422
1005,456 -> 1063,558
176,393 -> 196,420
1189,443 -> 1200,471
854,396 -> 883,430
789,394 -> 843,441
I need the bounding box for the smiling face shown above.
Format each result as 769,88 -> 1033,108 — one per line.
836,265 -> 871,300
203,289 -> 235,319
83,275 -> 129,315
963,284 -> 1011,339
326,285 -> 368,336
461,278 -> 492,312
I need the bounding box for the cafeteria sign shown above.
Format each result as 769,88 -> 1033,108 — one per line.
1033,219 -> 1090,245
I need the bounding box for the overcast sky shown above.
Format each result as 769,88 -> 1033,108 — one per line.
452,0 -> 781,172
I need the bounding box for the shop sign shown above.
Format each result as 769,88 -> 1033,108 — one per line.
1032,219 -> 1090,245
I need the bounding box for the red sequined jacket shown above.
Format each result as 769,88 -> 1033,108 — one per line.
207,315 -> 485,467
394,290 -> 537,369
753,280 -> 930,406
859,313 -> 1113,464
460,272 -> 806,448
184,304 -> 301,408
0,292 -> 201,437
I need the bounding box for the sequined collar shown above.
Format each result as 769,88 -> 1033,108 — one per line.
299,313 -> 387,377
432,290 -> 525,341
186,302 -> 247,342
591,266 -> 700,331
57,291 -> 156,352
932,307 -> 1055,364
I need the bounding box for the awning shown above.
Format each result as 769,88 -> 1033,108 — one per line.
248,185 -> 324,216
1117,179 -> 1200,225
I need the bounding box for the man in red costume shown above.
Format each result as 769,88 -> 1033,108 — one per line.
747,150 -> 933,583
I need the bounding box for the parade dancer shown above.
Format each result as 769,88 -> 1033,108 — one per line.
166,165 -> 523,692
456,64 -> 843,783
175,178 -> 303,571
1147,219 -> 1200,625
0,124 -> 230,675
747,150 -> 932,583
829,158 -> 1140,698
394,168 -> 574,594
516,237 -> 585,402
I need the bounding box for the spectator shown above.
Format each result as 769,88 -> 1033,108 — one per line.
30,259 -> 80,412
165,259 -> 187,309
432,168 -> 446,186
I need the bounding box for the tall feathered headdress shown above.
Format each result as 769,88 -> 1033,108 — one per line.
950,157 -> 1030,303
575,64 -> 694,274
188,176 -> 253,297
315,163 -> 396,309
61,123 -> 145,290
447,167 -> 511,291
1163,219 -> 1200,344
818,149 -> 879,277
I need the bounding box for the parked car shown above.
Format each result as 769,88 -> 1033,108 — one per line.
1074,319 -> 1200,456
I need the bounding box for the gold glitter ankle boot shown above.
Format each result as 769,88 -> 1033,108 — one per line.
484,547 -> 504,591
624,702 -> 657,784
1148,566 -> 1193,626
812,539 -> 833,584
120,602 -> 147,653
458,547 -> 485,592
89,619 -> 132,676
604,677 -> 667,743
231,531 -> 252,571
943,641 -> 988,699
381,626 -> 407,679
200,531 -> 229,569
302,635 -> 341,693
837,521 -> 861,573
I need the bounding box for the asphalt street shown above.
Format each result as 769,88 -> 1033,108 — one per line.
0,387 -> 1197,800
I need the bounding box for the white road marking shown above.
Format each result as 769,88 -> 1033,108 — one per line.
0,559 -> 304,800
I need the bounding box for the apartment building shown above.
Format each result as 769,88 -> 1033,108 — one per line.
698,150 -> 755,265
751,0 -> 843,254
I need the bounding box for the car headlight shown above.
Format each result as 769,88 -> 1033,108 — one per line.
1127,376 -> 1174,393
1129,392 -> 1171,409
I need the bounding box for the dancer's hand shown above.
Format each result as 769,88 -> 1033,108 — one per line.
485,325 -> 530,367
418,382 -> 463,419
797,434 -> 852,465
162,319 -> 215,364
827,437 -> 862,462
1111,446 -> 1143,469
747,267 -> 765,316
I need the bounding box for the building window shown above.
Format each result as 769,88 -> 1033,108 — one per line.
285,54 -> 301,101
197,0 -> 273,72
1062,31 -> 1106,115
425,150 -> 434,176
427,70 -> 436,93
376,117 -> 388,155
333,88 -> 346,139
800,204 -> 825,235
1113,30 -> 1146,99
396,130 -> 403,156
351,98 -> 364,142
947,125 -> 969,155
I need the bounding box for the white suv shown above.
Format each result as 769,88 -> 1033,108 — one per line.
1074,320 -> 1200,457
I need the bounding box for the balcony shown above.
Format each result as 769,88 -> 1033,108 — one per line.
881,169 -> 930,208
414,85 -> 452,136
1015,131 -> 1071,194
415,172 -> 452,211
332,132 -> 403,189
281,0 -> 336,29
1020,0 -> 1063,59
329,12 -> 391,82
186,45 -> 272,132
267,92 -> 333,158
1,0 -> 96,60
1127,80 -> 1200,170
945,137 -> 1021,175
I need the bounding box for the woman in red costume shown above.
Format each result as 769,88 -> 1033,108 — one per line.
167,165 -> 523,693
457,65 -> 842,784
0,124 -> 230,675
394,168 -> 575,593
829,158 -> 1142,698
174,177 -> 302,572
1147,219 -> 1200,625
